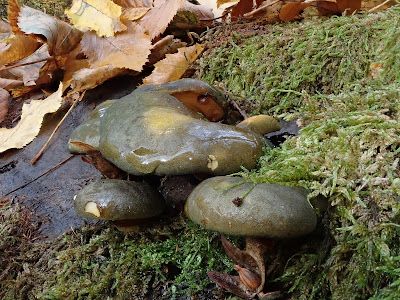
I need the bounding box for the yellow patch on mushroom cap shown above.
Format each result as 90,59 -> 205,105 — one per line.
84,201 -> 101,217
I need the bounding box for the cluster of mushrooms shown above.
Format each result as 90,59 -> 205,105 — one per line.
69,79 -> 317,298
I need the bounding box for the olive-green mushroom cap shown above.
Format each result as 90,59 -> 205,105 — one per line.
99,91 -> 266,176
68,100 -> 115,153
74,179 -> 165,220
184,176 -> 317,238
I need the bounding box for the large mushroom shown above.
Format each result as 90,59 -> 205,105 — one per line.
184,176 -> 317,298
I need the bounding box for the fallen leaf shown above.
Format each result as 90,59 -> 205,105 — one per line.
18,5 -> 83,56
0,83 -> 63,153
66,0 -> 127,37
113,0 -> 153,8
6,44 -> 51,86
217,0 -> 239,7
0,78 -> 24,90
336,0 -> 362,13
0,34 -> 39,66
231,0 -> 264,21
180,1 -> 214,20
81,24 -> 151,71
148,35 -> 186,65
137,0 -> 186,40
7,0 -> 22,34
279,0 -> 314,21
62,45 -> 90,90
0,20 -> 11,33
142,43 -> 204,85
71,142 -> 126,179
121,7 -> 151,22
0,88 -> 10,123
69,66 -> 127,93
315,1 -> 341,15
207,272 -> 253,299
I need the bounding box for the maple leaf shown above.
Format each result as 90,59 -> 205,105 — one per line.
137,0 -> 186,40
18,5 -> 83,56
142,43 -> 204,85
80,24 -> 152,71
66,0 -> 127,37
0,83 -> 63,153
0,34 -> 39,66
0,88 -> 9,123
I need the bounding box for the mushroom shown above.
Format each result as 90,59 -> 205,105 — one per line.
99,90 -> 266,176
184,176 -> 317,298
74,179 -> 165,230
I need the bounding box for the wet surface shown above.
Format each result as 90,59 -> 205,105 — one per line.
0,76 -> 140,238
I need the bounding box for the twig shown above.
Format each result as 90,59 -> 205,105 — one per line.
30,91 -> 86,165
0,56 -> 54,72
4,156 -> 74,196
220,85 -> 248,119
368,0 -> 392,11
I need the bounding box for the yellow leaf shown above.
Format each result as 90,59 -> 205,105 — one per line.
66,0 -> 127,37
138,0 -> 186,40
0,83 -> 63,153
81,24 -> 151,71
121,7 -> 151,22
142,43 -> 204,85
0,34 -> 38,66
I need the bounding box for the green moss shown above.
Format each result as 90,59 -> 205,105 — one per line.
197,8 -> 400,115
0,206 -> 231,300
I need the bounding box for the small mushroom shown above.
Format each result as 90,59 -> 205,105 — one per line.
184,176 -> 317,298
74,179 -> 165,223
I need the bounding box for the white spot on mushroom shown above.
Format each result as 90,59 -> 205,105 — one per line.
84,201 -> 101,217
207,155 -> 218,170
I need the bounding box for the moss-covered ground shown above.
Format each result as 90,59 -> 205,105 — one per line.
197,5 -> 400,300
2,6 -> 400,300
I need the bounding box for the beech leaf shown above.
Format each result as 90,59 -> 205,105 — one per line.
80,24 -> 151,71
138,0 -> 186,40
66,0 -> 127,37
279,1 -> 314,21
142,43 -> 204,85
336,0 -> 362,13
0,83 -> 63,153
0,34 -> 39,66
0,88 -> 10,123
18,5 -> 83,55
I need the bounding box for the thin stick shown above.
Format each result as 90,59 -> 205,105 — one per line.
0,56 -> 54,72
5,156 -> 74,196
30,91 -> 86,165
368,0 -> 391,11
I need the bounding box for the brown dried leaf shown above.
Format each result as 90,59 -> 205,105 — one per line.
113,0 -> 153,8
315,1 -> 341,15
7,0 -> 22,34
231,0 -> 264,21
81,24 -> 151,71
0,88 -> 10,123
148,35 -> 186,65
71,142 -> 126,179
0,83 -> 63,153
336,0 -> 362,13
137,0 -> 186,40
0,34 -> 39,66
0,78 -> 23,90
5,44 -> 51,86
121,7 -> 151,22
66,0 -> 127,37
221,235 -> 260,275
142,43 -> 203,85
18,5 -> 83,56
69,66 -> 127,93
279,0 -> 314,21
217,0 -> 239,7
207,272 -> 253,299
234,265 -> 261,292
